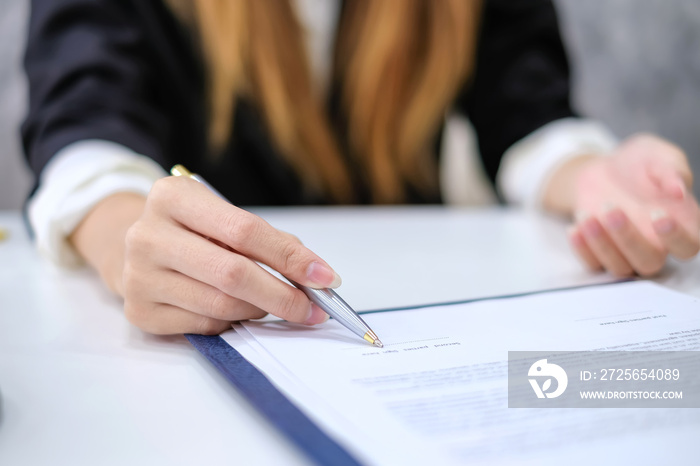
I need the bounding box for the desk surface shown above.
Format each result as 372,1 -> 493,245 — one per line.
1,207 -> 698,465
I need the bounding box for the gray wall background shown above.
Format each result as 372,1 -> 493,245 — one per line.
0,0 -> 30,210
1,0 -> 699,209
556,0 -> 700,196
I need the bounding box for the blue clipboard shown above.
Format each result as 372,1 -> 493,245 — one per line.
186,333 -> 365,466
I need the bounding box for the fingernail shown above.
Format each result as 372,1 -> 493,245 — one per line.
602,202 -> 616,213
306,262 -> 342,288
650,209 -> 668,222
604,208 -> 626,231
303,303 -> 329,325
581,217 -> 602,237
651,210 -> 675,234
575,210 -> 589,223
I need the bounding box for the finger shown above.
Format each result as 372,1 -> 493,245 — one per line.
601,207 -> 665,276
652,209 -> 700,260
150,270 -> 268,322
150,177 -> 340,289
651,170 -> 688,200
156,225 -> 328,325
567,226 -> 603,271
646,153 -> 692,200
124,301 -> 232,335
125,219 -> 326,325
628,134 -> 694,192
579,215 -> 634,277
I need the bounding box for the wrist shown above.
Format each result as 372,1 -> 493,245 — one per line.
542,154 -> 603,217
69,192 -> 147,296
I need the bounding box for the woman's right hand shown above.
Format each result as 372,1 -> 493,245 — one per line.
74,176 -> 340,335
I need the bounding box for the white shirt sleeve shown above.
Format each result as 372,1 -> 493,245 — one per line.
28,140 -> 168,267
497,117 -> 619,209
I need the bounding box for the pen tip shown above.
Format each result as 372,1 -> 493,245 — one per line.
374,340 -> 384,348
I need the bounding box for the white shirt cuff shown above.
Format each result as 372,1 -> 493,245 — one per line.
28,140 -> 167,267
497,118 -> 619,209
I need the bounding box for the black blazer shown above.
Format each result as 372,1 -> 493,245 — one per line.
22,0 -> 575,205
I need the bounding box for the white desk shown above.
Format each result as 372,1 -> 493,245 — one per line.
1,207 -> 698,465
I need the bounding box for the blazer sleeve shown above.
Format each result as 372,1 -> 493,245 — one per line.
21,0 -> 170,184
459,0 -> 576,190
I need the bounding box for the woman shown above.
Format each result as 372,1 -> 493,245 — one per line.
23,0 -> 700,334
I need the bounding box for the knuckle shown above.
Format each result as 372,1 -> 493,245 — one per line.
148,177 -> 189,212
124,221 -> 157,256
208,254 -> 248,289
123,300 -> 147,327
224,212 -> 261,247
195,317 -> 225,336
208,291 -> 234,320
224,258 -> 249,287
148,177 -> 172,206
278,240 -> 306,274
124,222 -> 144,249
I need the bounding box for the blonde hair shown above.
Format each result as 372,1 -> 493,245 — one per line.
169,0 -> 482,203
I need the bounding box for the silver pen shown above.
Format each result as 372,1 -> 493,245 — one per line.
171,165 -> 384,348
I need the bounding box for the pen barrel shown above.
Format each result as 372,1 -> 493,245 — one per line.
290,281 -> 373,341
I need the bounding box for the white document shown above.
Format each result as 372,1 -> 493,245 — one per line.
221,281 -> 700,465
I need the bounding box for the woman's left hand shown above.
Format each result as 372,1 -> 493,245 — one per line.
569,134 -> 700,277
